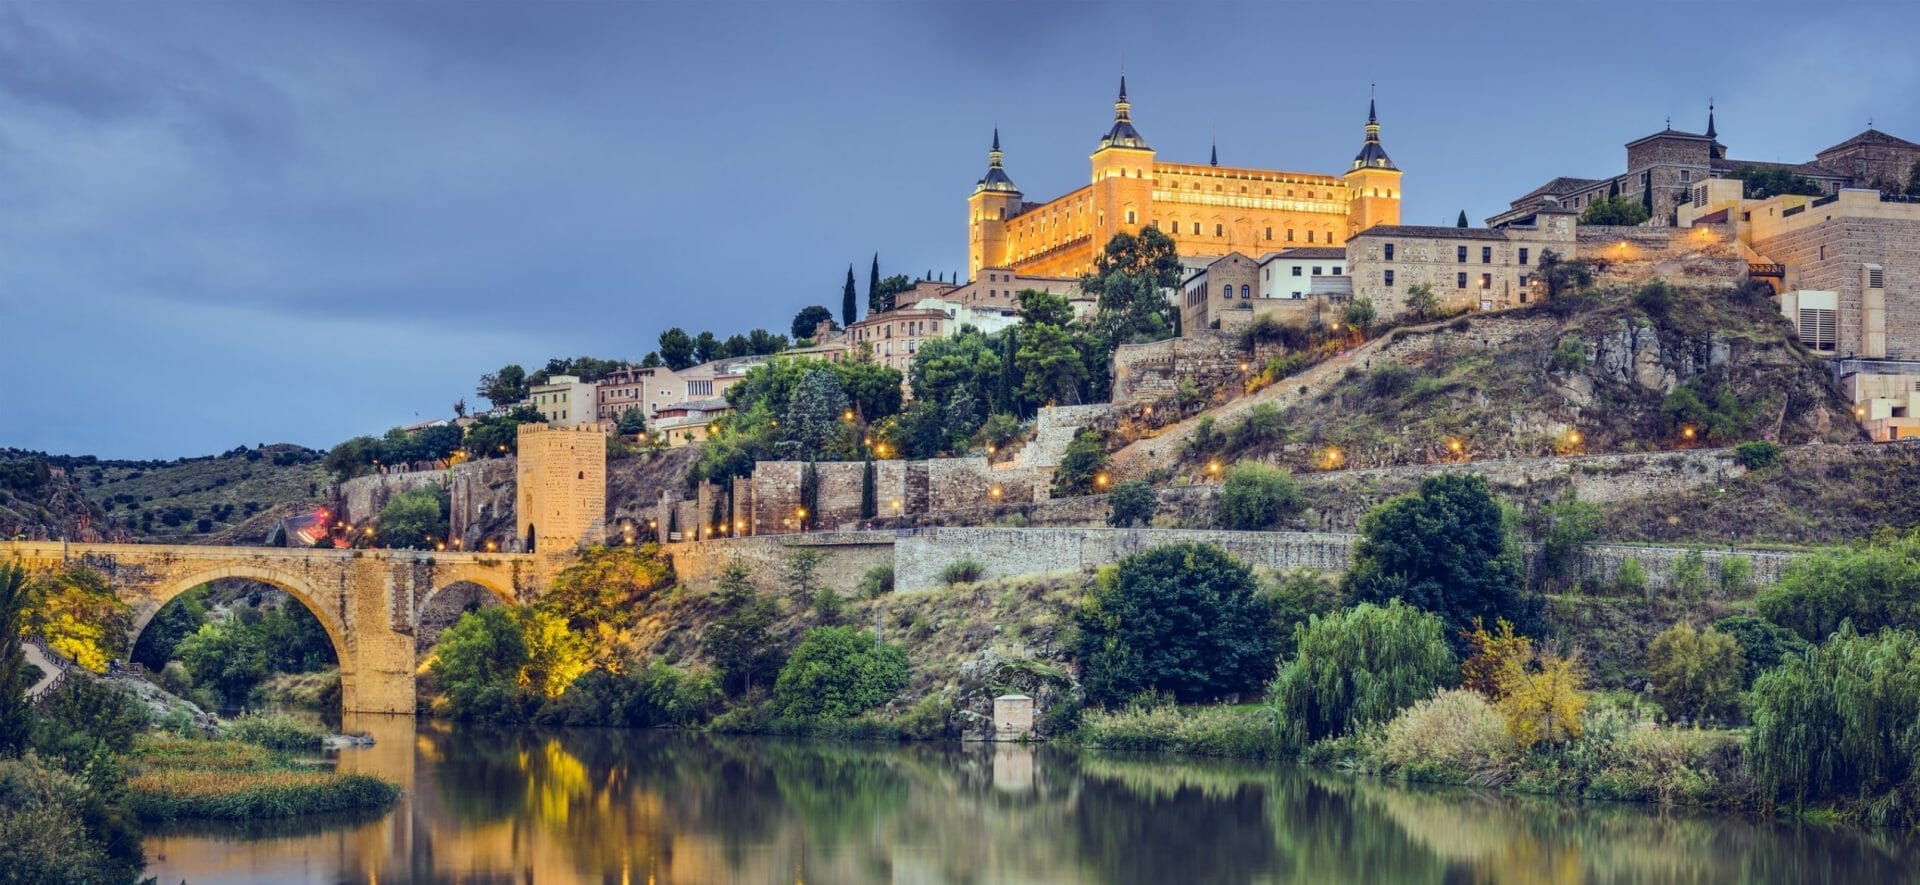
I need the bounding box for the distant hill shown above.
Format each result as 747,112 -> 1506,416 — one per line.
2,444 -> 330,544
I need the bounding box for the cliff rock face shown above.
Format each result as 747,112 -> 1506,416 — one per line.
0,465 -> 127,542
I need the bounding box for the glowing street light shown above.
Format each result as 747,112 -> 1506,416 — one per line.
1325,447 -> 1343,469
1207,460 -> 1222,476
1095,473 -> 1110,489
1681,426 -> 1696,441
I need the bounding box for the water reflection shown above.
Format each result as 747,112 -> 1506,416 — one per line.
143,718 -> 1920,884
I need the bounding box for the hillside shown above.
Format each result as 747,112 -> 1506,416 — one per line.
2,444 -> 330,544
1114,282 -> 1858,479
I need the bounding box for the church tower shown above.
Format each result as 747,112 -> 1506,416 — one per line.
1343,95 -> 1402,236
967,128 -> 1023,279
1089,76 -> 1155,258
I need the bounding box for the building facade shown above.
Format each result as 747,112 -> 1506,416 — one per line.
966,79 -> 1401,279
945,268 -> 1080,312
594,365 -> 686,423
1348,213 -> 1577,319
524,375 -> 597,428
1258,247 -> 1346,300
1492,108 -> 1919,229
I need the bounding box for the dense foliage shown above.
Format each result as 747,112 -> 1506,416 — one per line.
1756,530 -> 1920,641
375,484 -> 449,550
1268,601 -> 1457,750
773,627 -> 910,720
1345,474 -> 1539,646
1073,544 -> 1279,707
1709,615 -> 1808,687
689,357 -> 904,484
1105,479 -> 1156,528
1051,429 -> 1110,497
21,565 -> 131,673
1748,627 -> 1920,825
1579,195 -> 1651,226
1215,462 -> 1303,531
700,563 -> 786,695
1645,623 -> 1745,725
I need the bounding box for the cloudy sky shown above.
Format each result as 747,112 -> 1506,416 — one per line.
1,1 -> 1912,459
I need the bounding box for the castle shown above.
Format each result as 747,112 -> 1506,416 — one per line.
966,78 -> 1402,280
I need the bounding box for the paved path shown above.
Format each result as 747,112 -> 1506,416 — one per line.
22,636 -> 71,701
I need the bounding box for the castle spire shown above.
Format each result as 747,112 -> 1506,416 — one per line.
975,127 -> 1019,194
1210,137 -> 1218,167
1705,99 -> 1717,138
1352,91 -> 1395,171
1096,73 -> 1149,150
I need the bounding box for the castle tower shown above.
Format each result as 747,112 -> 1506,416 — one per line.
1089,76 -> 1155,255
514,423 -> 606,580
967,128 -> 1024,279
1343,94 -> 1402,236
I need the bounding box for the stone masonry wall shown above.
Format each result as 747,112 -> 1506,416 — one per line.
662,531 -> 894,593
1111,330 -> 1274,408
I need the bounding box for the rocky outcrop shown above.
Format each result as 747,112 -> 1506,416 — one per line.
0,465 -> 127,542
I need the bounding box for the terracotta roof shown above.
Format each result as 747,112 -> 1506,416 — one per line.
1626,129 -> 1712,148
1817,128 -> 1920,157
1266,247 -> 1345,260
1512,176 -> 1603,205
1351,224 -> 1510,241
1713,157 -> 1849,179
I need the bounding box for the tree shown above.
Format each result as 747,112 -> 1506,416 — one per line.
910,330 -> 1002,416
476,364 -> 528,408
842,265 -> 858,327
176,619 -> 268,705
701,563 -> 784,695
867,254 -> 881,316
1342,297 -> 1376,334
1455,209 -> 1469,228
773,626 -> 910,720
639,351 -> 663,368
658,328 -> 696,371
1537,250 -> 1594,299
1710,615 -> 1808,687
834,359 -> 905,423
1015,321 -> 1095,406
1016,289 -> 1076,327
1074,543 -> 1280,706
1345,474 -> 1539,647
616,407 -> 646,436
375,485 -> 448,550
692,331 -> 721,364
1580,195 -> 1651,226
782,369 -> 851,459
1216,463 -> 1303,531
1645,622 -> 1745,725
541,545 -> 673,668
781,548 -> 829,603
746,328 -> 788,355
792,305 -> 835,341
1494,648 -> 1587,748
1749,627 -> 1920,825
21,566 -> 130,673
1083,227 -> 1183,345
452,398 -> 468,419
1530,488 -> 1602,588
1756,530 -> 1920,642
1269,601 -> 1457,750
1730,165 -> 1824,199
0,563 -> 30,756
1106,479 -> 1155,528
873,274 -> 914,314
1402,282 -> 1440,321
430,607 -> 533,720
1051,429 -> 1110,497
859,458 -> 878,520
1460,618 -> 1532,699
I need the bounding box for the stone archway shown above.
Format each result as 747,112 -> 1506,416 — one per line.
137,564 -> 360,714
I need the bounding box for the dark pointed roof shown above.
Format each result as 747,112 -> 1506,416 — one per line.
1350,96 -> 1396,171
1817,128 -> 1920,157
1210,139 -> 1218,166
1705,101 -> 1717,139
975,127 -> 1021,195
1096,75 -> 1150,151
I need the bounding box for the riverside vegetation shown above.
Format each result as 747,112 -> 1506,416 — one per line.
0,563 -> 401,883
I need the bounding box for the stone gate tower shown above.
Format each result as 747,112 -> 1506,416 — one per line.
515,423 -> 606,576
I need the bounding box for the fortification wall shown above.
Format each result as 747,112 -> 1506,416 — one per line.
1111,330 -> 1273,408
662,531 -> 894,592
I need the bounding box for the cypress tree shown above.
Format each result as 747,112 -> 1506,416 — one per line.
1455,209 -> 1468,228
868,254 -> 881,317
842,265 -> 858,327
800,461 -> 821,531
860,457 -> 877,519
1608,178 -> 1620,199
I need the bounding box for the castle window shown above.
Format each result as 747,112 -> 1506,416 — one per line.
1265,227 -> 1273,240
1519,248 -> 1530,266
1312,266 -> 1323,275
1240,186 -> 1247,193
1680,170 -> 1692,183
1221,284 -> 1232,300
1292,266 -> 1302,277
1265,188 -> 1272,195
1333,267 -> 1342,275
1215,224 -> 1223,236
1126,210 -> 1137,224
1457,272 -> 1468,289
1241,285 -> 1251,299
1287,189 -> 1295,197
1307,231 -> 1316,243
1481,273 -> 1492,290
1482,247 -> 1493,264
1457,246 -> 1468,263
1384,244 -> 1395,260
1384,270 -> 1396,286
1287,229 -> 1295,242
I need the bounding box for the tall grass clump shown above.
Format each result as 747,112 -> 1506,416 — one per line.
226,713 -> 327,753
126,734 -> 400,823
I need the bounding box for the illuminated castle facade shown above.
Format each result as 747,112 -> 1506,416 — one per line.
967,78 -> 1403,279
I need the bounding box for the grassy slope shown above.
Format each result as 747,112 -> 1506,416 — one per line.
71,444 -> 329,544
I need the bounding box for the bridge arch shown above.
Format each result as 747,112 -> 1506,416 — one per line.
134,564 -> 357,708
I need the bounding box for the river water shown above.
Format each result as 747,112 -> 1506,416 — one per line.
141,714 -> 1920,884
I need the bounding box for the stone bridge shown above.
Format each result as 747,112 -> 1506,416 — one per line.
3,541 -> 540,714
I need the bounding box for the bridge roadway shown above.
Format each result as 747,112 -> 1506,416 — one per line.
3,541 -> 540,714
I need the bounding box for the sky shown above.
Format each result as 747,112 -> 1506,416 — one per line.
1,1 -> 1913,459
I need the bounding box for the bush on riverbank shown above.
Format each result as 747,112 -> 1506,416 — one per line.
1073,543 -> 1280,707
126,734 -> 399,822
1268,601 -> 1457,751
0,754 -> 147,885
773,627 -> 909,720
225,712 -> 327,753
1074,701 -> 1280,758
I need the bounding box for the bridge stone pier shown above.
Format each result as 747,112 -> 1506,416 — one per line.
3,541 -> 539,714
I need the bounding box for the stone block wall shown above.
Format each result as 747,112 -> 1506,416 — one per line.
1111,330 -> 1278,408
663,531 -> 894,593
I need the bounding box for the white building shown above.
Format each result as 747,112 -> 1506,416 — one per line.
524,375 -> 598,428
1257,247 -> 1347,300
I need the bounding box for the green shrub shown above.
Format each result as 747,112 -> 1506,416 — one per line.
1073,543 -> 1278,707
1749,627 -> 1920,825
856,565 -> 895,598
536,664 -> 721,728
1710,615 -> 1808,686
1718,555 -> 1754,597
1634,280 -> 1675,317
773,627 -> 910,720
1074,704 -> 1279,758
1548,335 -> 1587,372
1756,531 -> 1920,642
1645,623 -> 1745,725
1106,479 -> 1156,528
1267,570 -> 1340,658
1671,549 -> 1708,597
0,755 -> 145,884
1345,474 -> 1538,645
1268,601 -> 1457,751
1613,558 -> 1648,595
1734,440 -> 1781,469
1366,365 -> 1417,398
226,713 -> 326,753
1373,689 -> 1517,784
811,587 -> 846,622
1051,429 -> 1110,497
940,558 -> 986,586
893,695 -> 956,740
429,607 -> 537,722
1215,462 -> 1303,531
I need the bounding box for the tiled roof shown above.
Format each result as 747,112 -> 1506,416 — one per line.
1351,224 -> 1511,241
1713,157 -> 1849,179
1817,128 -> 1920,156
1513,176 -> 1603,204
1267,247 -> 1345,260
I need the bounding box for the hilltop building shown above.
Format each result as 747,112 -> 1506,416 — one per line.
524,375 -> 597,428
966,79 -> 1401,279
1491,107 -> 1920,229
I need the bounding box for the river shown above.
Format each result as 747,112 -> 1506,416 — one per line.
141,714 -> 1920,884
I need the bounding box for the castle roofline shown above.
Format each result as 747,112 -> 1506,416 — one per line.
1624,129 -> 1713,148
1816,128 -> 1920,157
